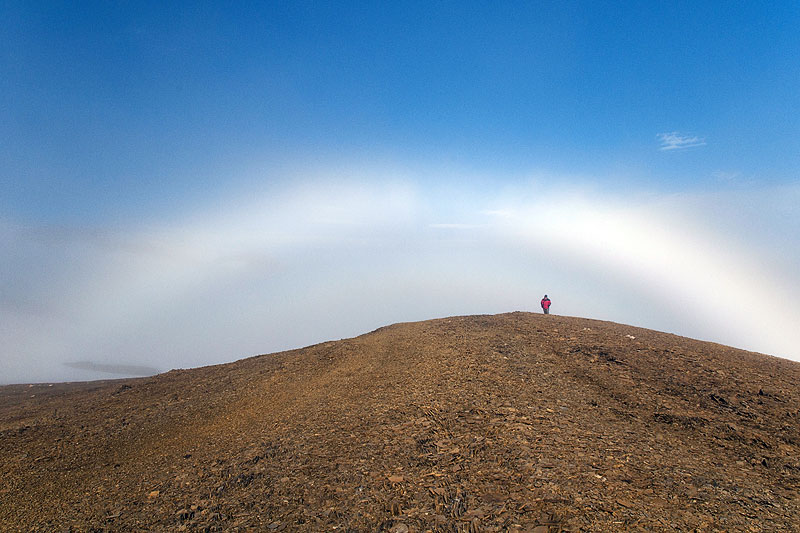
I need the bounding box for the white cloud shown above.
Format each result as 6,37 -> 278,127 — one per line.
658,132 -> 706,151
429,223 -> 482,229
712,170 -> 739,182
482,209 -> 514,219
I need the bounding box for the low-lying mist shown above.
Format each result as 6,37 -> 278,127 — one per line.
3,173 -> 799,384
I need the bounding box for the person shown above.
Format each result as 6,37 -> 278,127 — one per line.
540,295 -> 552,314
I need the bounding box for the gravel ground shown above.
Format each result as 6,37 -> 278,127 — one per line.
2,312 -> 799,532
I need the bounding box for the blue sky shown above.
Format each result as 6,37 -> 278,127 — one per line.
2,2 -> 799,383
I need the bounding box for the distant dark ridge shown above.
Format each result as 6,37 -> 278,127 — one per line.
63,361 -> 160,376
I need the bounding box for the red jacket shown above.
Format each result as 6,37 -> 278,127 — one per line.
541,298 -> 551,309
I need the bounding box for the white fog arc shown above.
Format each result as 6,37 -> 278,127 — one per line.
2,176 -> 798,385
485,191 -> 800,359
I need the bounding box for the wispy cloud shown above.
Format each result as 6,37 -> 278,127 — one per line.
657,132 -> 706,151
429,223 -> 482,229
482,209 -> 514,219
712,170 -> 739,182
712,170 -> 757,186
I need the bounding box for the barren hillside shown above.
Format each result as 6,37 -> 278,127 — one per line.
2,312 -> 799,532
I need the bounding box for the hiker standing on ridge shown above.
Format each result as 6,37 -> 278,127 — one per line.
541,295 -> 552,314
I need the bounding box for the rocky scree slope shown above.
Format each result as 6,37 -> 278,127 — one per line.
1,312 -> 799,532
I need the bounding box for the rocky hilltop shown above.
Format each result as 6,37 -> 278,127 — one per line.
2,312 -> 799,532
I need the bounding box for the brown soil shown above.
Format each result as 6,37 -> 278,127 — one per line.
2,312 -> 799,532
